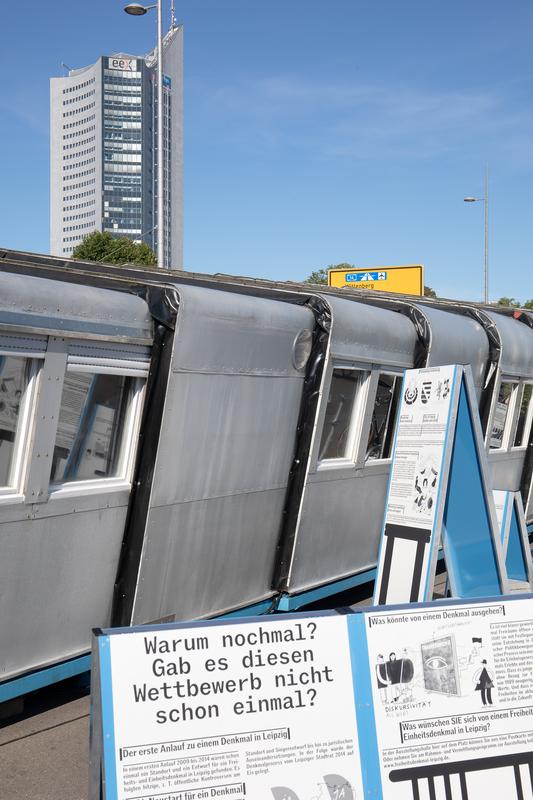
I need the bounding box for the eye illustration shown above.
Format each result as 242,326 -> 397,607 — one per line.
425,656 -> 447,670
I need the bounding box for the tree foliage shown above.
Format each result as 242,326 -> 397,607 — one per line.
304,263 -> 354,285
496,296 -> 521,308
424,285 -> 437,298
72,231 -> 157,267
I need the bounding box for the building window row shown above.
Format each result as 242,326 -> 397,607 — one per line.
63,135 -> 96,150
63,146 -> 96,161
63,114 -> 96,130
63,210 -> 96,222
104,142 -> 142,152
103,163 -> 142,174
63,157 -> 96,172
104,73 -> 142,89
62,77 -> 95,94
63,125 -> 96,141
104,68 -> 141,79
104,226 -> 142,235
63,102 -> 95,119
63,221 -> 95,233
104,153 -> 142,163
63,188 -> 95,202
62,89 -> 95,106
63,168 -> 96,183
104,108 -> 141,119
63,198 -> 96,212
104,92 -> 141,103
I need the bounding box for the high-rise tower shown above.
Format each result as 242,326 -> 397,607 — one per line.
50,25 -> 183,267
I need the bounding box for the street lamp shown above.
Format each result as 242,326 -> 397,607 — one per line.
125,1 -> 165,269
464,166 -> 489,304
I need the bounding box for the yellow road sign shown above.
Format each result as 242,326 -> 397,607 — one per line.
328,264 -> 424,296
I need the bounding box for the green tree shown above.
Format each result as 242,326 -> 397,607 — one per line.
72,231 -> 157,267
424,285 -> 437,298
304,263 -> 355,285
523,299 -> 533,310
496,296 -> 521,308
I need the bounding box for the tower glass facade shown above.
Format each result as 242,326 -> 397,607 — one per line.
50,29 -> 183,268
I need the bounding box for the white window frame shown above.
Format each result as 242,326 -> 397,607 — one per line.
0,352 -> 43,505
487,375 -> 521,453
48,371 -> 146,499
317,364 -> 371,470
362,368 -> 403,465
510,381 -> 533,451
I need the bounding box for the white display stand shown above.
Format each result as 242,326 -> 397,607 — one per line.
90,594 -> 533,800
373,364 -> 533,606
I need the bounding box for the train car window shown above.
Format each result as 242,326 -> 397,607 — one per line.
0,356 -> 33,489
318,368 -> 367,463
50,372 -> 138,485
489,381 -> 516,449
513,383 -> 533,448
366,373 -> 402,461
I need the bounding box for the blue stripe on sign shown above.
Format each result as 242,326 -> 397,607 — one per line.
347,614 -> 382,797
346,271 -> 386,282
421,364 -> 459,601
99,636 -> 118,800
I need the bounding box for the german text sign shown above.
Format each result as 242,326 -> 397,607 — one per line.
91,595 -> 533,799
91,613 -> 364,800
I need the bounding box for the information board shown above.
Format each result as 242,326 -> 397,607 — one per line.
91,594 -> 533,800
374,365 -> 510,605
327,265 -> 423,296
91,613 -> 365,800
363,595 -> 533,799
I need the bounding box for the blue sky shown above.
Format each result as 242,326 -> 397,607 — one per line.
1,1 -> 533,301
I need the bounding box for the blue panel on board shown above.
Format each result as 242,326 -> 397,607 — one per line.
347,614 -> 382,797
442,381 -> 501,597
507,501 -> 528,582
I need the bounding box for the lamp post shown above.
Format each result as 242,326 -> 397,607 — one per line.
464,166 -> 489,304
124,1 -> 165,269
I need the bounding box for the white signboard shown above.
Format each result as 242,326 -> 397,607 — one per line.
108,57 -> 137,72
364,596 -> 533,799
92,614 -> 364,800
92,596 -> 533,799
374,365 -> 459,605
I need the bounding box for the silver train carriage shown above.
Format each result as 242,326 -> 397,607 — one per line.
0,248 -> 532,698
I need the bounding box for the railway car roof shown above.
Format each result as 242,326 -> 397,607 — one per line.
483,309 -> 533,379
0,270 -> 153,343
322,294 -> 418,367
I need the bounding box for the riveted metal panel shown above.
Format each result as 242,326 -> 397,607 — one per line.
485,310 -> 533,378
415,304 -> 490,395
0,504 -> 128,681
324,295 -> 418,366
489,451 -> 524,492
131,490 -> 283,623
286,469 -> 389,593
150,372 -> 306,506
0,270 -> 153,342
171,284 -> 315,376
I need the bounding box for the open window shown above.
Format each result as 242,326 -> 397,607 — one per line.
366,372 -> 402,461
0,356 -> 36,495
513,383 -> 533,449
318,368 -> 368,465
489,381 -> 517,450
49,340 -> 148,491
50,372 -> 142,485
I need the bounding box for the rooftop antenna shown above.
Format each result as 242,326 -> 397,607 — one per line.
60,62 -> 71,74
170,0 -> 176,29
